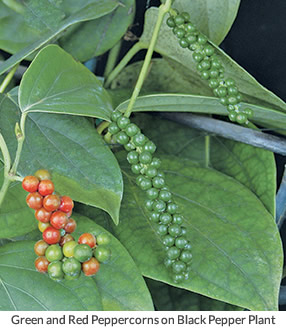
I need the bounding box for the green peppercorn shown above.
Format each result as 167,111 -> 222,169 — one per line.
156,224 -> 168,236
164,257 -> 173,268
159,213 -> 172,225
124,141 -> 135,151
228,111 -> 237,122
200,70 -> 210,80
204,45 -> 215,56
192,51 -> 204,63
145,199 -> 154,211
184,22 -> 197,33
174,28 -> 185,39
150,158 -> 161,169
167,246 -> 181,260
166,17 -> 176,28
146,166 -> 158,178
143,141 -> 157,154
125,123 -> 140,137
150,212 -> 160,222
167,202 -> 178,214
127,151 -> 139,165
236,113 -> 248,124
153,176 -> 165,189
146,188 -> 159,200
179,38 -> 189,48
162,235 -> 175,247
172,273 -> 184,283
153,200 -> 166,213
111,110 -> 122,122
168,224 -> 182,237
172,260 -> 187,274
175,236 -> 188,249
139,177 -> 152,191
159,189 -> 172,202
133,133 -> 147,147
185,33 -> 197,44
139,151 -> 153,164
244,108 -> 253,118
108,122 -> 120,135
131,163 -> 142,174
217,86 -> 227,97
180,250 -> 193,263
174,15 -> 185,26
115,131 -> 129,145
173,214 -> 183,225
117,116 -> 130,129
197,34 -> 207,45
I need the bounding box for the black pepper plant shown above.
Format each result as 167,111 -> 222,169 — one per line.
0,0 -> 285,312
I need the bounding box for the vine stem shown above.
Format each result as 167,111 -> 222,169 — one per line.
0,132 -> 11,176
0,63 -> 19,94
124,0 -> 173,118
104,40 -> 123,80
11,113 -> 27,175
104,41 -> 146,88
0,113 -> 27,208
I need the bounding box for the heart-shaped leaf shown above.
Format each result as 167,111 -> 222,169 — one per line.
60,0 -> 135,61
83,152 -> 282,311
19,45 -> 113,120
0,214 -> 154,311
0,0 -> 119,75
0,93 -> 122,225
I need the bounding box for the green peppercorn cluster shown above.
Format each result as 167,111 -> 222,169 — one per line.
108,110 -> 192,283
166,10 -> 253,124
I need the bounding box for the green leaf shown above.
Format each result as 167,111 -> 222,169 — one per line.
89,152 -> 282,311
19,45 -> 112,119
0,93 -> 123,225
60,0 -> 135,61
131,114 -> 276,216
146,279 -> 243,311
140,8 -> 286,113
0,165 -> 36,239
0,0 -> 119,75
74,213 -> 154,311
0,214 -> 154,311
0,241 -> 102,311
116,92 -> 286,132
0,2 -> 41,55
172,0 -> 241,45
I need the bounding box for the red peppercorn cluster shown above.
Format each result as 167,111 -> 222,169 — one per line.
22,169 -> 111,281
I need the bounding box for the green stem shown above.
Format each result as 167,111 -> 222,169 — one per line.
2,0 -> 25,14
205,135 -> 210,168
0,176 -> 11,208
0,132 -> 11,176
244,120 -> 259,131
11,113 -> 27,175
96,121 -> 110,135
104,40 -> 123,80
0,63 -> 19,94
124,0 -> 173,118
105,41 -> 146,88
